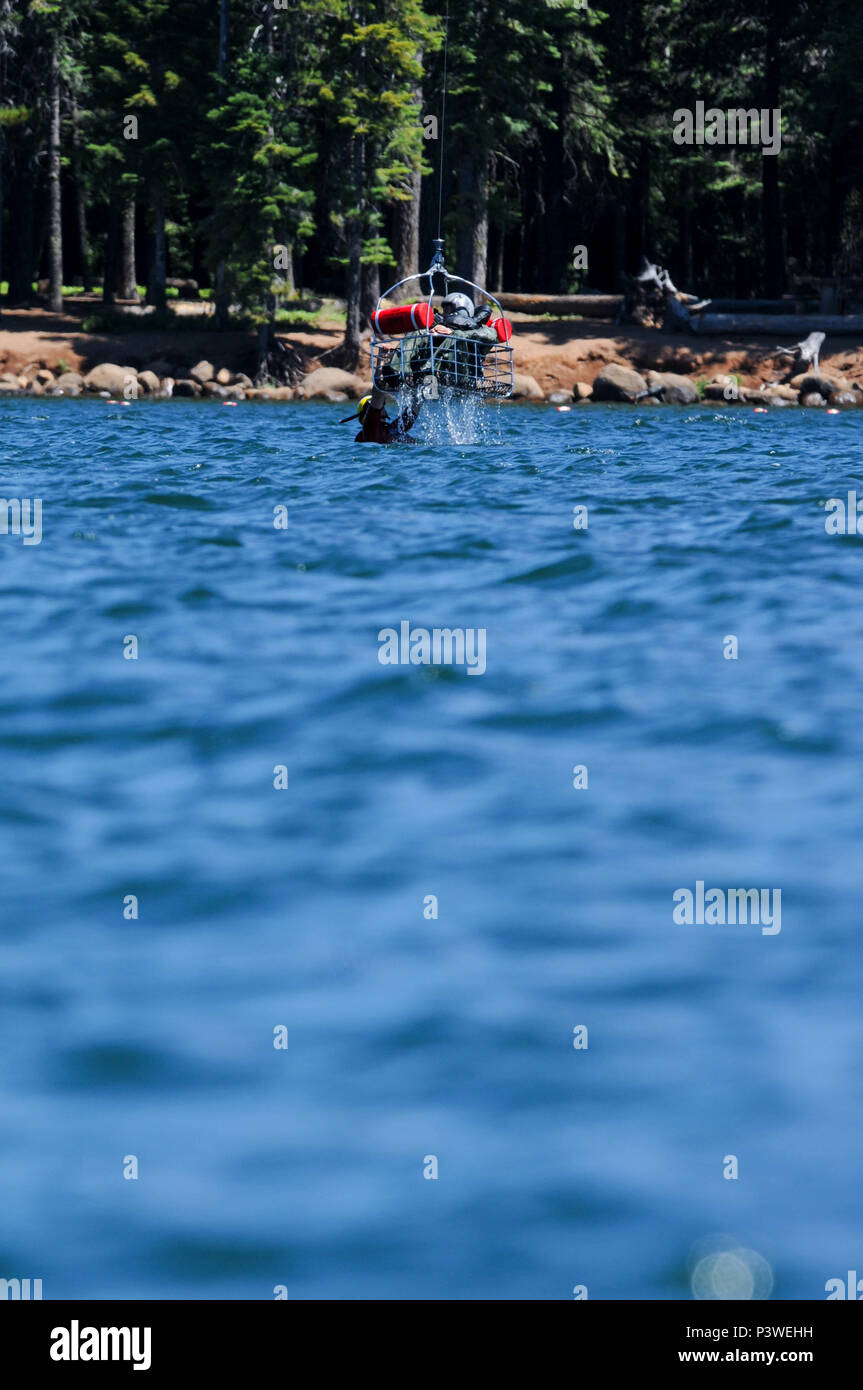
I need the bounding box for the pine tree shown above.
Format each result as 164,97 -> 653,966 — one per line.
205,0 -> 317,378
432,0 -> 609,286
311,0 -> 440,368
81,0 -> 214,307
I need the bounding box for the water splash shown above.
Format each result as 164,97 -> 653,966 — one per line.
403,388 -> 504,446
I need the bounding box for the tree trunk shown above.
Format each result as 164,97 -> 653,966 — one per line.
214,261 -> 229,327
341,219 -> 363,370
118,198 -> 138,300
0,132 -> 4,312
148,183 -> 167,309
622,109 -> 650,270
212,0 -> 230,325
360,260 -> 379,324
286,247 -> 295,295
8,158 -> 35,302
472,159 -> 489,285
47,43 -> 63,313
338,135 -> 364,371
493,230 -> 504,294
219,0 -> 229,73
612,197 -> 627,293
762,0 -> 784,297
394,165 -> 421,297
71,94 -> 92,291
0,40 -> 4,308
102,197 -> 119,306
255,310 -> 273,384
456,153 -> 489,284
538,134 -> 567,292
279,237 -> 296,295
680,167 -> 693,290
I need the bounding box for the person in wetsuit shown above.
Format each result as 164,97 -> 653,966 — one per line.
394,293 -> 499,390
341,388 -> 421,444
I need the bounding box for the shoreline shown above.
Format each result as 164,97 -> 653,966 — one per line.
1,303 -> 862,408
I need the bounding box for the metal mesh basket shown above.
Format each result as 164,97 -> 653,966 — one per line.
371,333 -> 513,399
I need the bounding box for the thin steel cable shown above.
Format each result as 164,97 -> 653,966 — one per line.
436,2 -> 449,242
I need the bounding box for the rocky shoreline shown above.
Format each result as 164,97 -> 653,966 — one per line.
538,362 -> 863,409
0,346 -> 856,408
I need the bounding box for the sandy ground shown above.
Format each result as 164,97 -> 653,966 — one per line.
0,302 -> 263,378
1,299 -> 862,391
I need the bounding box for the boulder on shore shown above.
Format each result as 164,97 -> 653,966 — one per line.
703,380 -> 745,402
172,378 -> 202,397
793,373 -> 838,398
216,368 -> 233,386
646,370 -> 697,404
55,370 -> 84,389
190,360 -> 215,384
136,371 -> 161,394
800,392 -> 826,407
756,384 -> 798,403
298,367 -> 364,399
591,363 -> 647,402
509,372 -> 545,400
84,363 -> 139,395
256,386 -> 295,401
55,372 -> 84,395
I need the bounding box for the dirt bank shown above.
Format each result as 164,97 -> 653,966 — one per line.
1,300 -> 862,399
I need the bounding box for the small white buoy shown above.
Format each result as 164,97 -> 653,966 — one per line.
556,405 -> 571,412
222,400 -> 239,407
753,406 -> 768,413
826,407 -> 840,415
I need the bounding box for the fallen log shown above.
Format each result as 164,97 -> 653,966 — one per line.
694,313 -> 863,335
495,293 -> 623,318
706,299 -> 810,314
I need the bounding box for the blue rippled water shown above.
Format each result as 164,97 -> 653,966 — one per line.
1,396 -> 861,1300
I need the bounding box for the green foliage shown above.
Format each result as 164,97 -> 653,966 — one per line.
1,0 -> 861,326
80,306 -> 203,332
312,0 -> 441,271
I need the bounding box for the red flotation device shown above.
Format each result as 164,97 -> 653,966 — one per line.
371,301 -> 434,335
491,317 -> 513,342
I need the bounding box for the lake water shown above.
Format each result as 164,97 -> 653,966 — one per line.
1,396 -> 861,1300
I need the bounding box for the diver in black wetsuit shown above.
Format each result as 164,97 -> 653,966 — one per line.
340,388 -> 421,444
